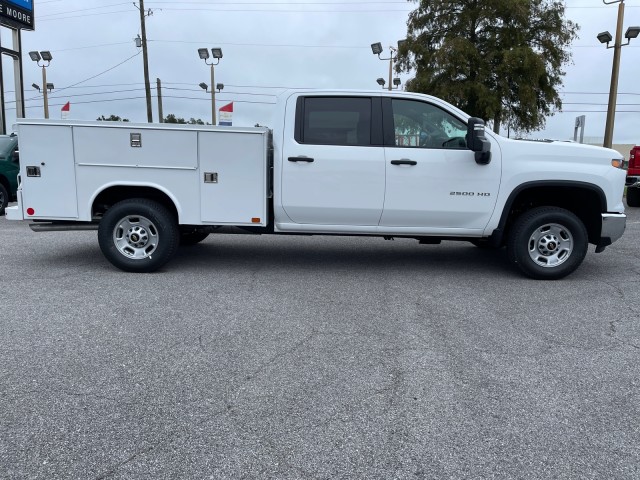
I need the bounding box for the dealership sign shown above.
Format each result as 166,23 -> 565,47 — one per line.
0,0 -> 34,30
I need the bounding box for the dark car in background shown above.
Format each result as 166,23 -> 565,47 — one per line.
0,134 -> 19,215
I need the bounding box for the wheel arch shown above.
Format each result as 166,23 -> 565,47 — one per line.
91,184 -> 181,221
492,181 -> 606,246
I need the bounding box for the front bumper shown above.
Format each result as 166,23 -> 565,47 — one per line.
626,176 -> 639,188
597,213 -> 626,251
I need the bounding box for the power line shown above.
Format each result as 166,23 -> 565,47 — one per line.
38,3 -> 131,18
5,95 -> 276,111
149,39 -> 367,49
54,52 -> 143,95
39,10 -> 133,21
52,42 -> 133,53
38,6 -> 410,21
23,52 -> 142,103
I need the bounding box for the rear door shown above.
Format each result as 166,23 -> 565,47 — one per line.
280,95 -> 385,226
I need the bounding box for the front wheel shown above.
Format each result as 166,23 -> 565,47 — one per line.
507,207 -> 588,280
98,199 -> 179,272
627,187 -> 640,207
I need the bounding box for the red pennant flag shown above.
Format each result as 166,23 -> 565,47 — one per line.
61,102 -> 70,112
219,102 -> 233,112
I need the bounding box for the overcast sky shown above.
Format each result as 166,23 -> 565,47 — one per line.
0,0 -> 638,144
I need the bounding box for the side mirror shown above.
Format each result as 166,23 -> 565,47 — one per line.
466,117 -> 491,165
12,150 -> 19,163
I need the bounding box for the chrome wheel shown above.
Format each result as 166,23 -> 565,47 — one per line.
527,223 -> 573,268
113,215 -> 159,259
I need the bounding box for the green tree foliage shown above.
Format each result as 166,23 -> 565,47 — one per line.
163,114 -> 209,125
396,0 -> 579,133
97,114 -> 129,122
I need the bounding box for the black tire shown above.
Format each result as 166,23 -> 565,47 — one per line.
180,229 -> 210,246
627,187 -> 640,208
0,183 -> 8,216
98,198 -> 179,272
507,206 -> 588,280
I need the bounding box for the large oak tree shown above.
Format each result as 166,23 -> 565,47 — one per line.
396,0 -> 579,134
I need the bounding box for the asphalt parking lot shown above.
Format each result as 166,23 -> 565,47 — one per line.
1,207 -> 639,479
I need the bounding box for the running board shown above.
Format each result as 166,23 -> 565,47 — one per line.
29,222 -> 99,232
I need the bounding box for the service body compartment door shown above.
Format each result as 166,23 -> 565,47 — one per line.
198,130 -> 268,225
19,124 -> 78,219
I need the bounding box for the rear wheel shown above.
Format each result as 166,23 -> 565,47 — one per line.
507,207 -> 588,280
627,187 -> 640,207
98,199 -> 179,272
0,183 -> 8,216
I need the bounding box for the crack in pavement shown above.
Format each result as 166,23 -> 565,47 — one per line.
94,444 -> 158,480
599,280 -> 640,350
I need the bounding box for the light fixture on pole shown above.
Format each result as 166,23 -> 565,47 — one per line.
393,77 -> 401,89
28,50 -> 53,119
198,47 -> 223,125
598,0 -> 639,148
371,40 -> 405,91
376,77 -> 386,88
216,83 -> 224,92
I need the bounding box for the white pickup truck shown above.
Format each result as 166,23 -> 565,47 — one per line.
6,90 -> 627,279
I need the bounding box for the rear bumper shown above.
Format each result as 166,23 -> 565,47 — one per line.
5,190 -> 23,220
626,176 -> 640,188
5,205 -> 23,221
598,213 -> 626,250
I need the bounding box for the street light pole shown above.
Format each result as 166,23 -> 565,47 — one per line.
371,41 -> 403,92
388,51 -> 393,91
603,0 -> 625,148
598,1 -> 640,148
210,63 -> 216,126
41,64 -> 49,119
28,51 -> 53,119
198,47 -> 223,126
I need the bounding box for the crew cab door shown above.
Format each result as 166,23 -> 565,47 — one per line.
280,96 -> 385,225
380,98 -> 501,230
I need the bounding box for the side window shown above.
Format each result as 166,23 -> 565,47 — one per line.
301,97 -> 372,146
392,99 -> 467,149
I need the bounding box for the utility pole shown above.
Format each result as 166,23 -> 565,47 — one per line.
157,78 -> 163,123
137,0 -> 153,123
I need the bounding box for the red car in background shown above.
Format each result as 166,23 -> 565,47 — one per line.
627,146 -> 640,207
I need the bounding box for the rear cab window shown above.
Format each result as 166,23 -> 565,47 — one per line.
295,96 -> 383,146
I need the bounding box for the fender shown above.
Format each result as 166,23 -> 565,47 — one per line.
488,180 -> 607,245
